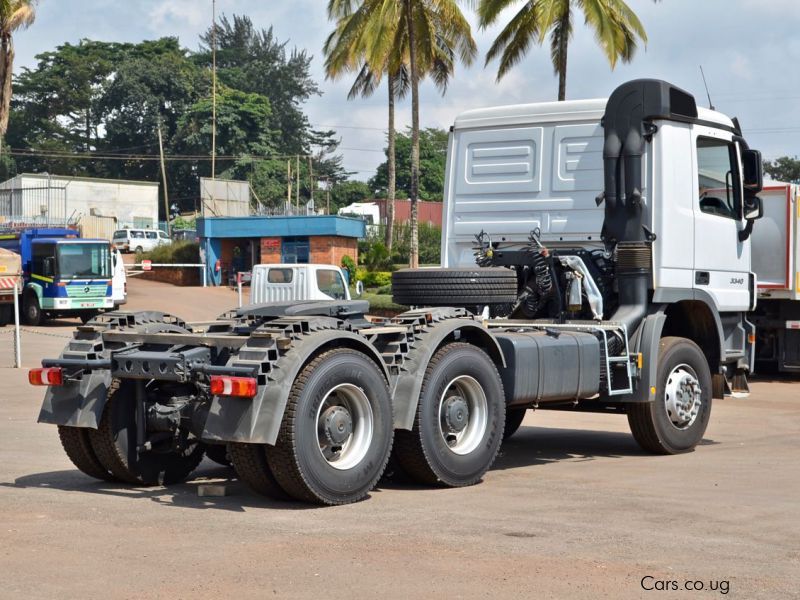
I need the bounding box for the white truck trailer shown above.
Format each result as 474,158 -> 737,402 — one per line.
31,79 -> 764,505
750,183 -> 800,371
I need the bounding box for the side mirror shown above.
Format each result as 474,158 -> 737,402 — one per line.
742,149 -> 763,192
43,257 -> 55,278
355,280 -> 364,297
744,194 -> 763,221
738,195 -> 764,242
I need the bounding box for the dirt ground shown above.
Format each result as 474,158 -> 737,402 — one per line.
1,279 -> 798,599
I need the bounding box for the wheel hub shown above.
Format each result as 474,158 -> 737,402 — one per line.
320,405 -> 353,446
442,395 -> 469,433
664,366 -> 702,429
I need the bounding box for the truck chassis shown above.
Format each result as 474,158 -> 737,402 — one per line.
36,298 -> 706,505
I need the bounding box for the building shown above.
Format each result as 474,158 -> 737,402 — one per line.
340,199 -> 443,229
0,173 -> 159,231
198,215 -> 365,286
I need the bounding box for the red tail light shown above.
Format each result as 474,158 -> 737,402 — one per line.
29,367 -> 64,386
209,376 -> 257,398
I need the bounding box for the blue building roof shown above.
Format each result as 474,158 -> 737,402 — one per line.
197,215 -> 366,240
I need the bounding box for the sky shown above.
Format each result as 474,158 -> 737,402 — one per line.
11,0 -> 800,182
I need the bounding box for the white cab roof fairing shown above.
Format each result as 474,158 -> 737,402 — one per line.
454,99 -> 607,130
453,98 -> 735,132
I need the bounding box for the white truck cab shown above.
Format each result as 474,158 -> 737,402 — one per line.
443,97 -> 755,312
249,264 -> 351,304
439,78 -> 764,391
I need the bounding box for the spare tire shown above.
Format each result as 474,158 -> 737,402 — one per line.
392,267 -> 518,307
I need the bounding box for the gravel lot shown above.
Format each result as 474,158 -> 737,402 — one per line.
1,278 -> 798,598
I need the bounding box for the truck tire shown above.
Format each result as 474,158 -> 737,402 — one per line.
392,268 -> 518,307
203,443 -> 232,467
23,291 -> 43,326
88,380 -> 205,485
79,310 -> 100,324
228,443 -> 290,500
394,343 -> 506,487
627,337 -> 712,454
264,348 -> 394,505
57,426 -> 118,482
503,407 -> 527,440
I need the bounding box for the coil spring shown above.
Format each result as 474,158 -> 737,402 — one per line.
519,229 -> 554,317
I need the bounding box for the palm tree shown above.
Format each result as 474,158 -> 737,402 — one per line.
477,0 -> 648,101
325,3 -> 403,251
326,0 -> 475,267
0,0 -> 37,134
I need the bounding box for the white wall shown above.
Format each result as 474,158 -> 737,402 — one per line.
0,174 -> 159,229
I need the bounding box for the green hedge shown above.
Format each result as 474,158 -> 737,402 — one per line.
142,241 -> 200,264
356,269 -> 392,288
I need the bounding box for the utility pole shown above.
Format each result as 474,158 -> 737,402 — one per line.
286,160 -> 292,213
157,120 -> 171,237
295,155 -> 300,212
326,179 -> 331,215
307,155 -> 314,211
211,0 -> 217,182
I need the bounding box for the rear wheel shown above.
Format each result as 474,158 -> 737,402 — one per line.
264,348 -> 394,505
203,443 -> 231,466
79,310 -> 100,324
394,343 -> 506,487
57,426 -> 118,482
627,337 -> 712,454
88,380 -> 205,485
228,443 -> 289,500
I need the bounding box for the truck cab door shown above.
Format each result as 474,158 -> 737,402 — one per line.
692,127 -> 752,311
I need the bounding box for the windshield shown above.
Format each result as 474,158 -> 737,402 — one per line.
57,243 -> 111,279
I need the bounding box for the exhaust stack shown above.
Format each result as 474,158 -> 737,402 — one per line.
600,79 -> 698,333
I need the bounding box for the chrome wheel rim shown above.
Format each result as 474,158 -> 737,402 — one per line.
437,375 -> 488,455
664,363 -> 702,430
316,383 -> 373,470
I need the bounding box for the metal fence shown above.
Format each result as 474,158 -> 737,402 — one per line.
0,183 -> 70,226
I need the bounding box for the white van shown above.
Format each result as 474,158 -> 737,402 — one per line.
112,229 -> 171,254
111,248 -> 127,307
250,264 -> 352,304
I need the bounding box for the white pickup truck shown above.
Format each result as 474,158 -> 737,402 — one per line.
249,263 -> 353,304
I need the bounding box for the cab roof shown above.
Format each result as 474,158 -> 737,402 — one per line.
453,97 -> 735,131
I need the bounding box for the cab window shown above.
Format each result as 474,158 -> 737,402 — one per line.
267,268 -> 294,283
697,137 -> 741,219
316,269 -> 346,300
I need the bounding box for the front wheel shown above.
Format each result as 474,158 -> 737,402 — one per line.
23,291 -> 43,326
394,343 -> 506,487
503,407 -> 528,440
627,337 -> 712,454
264,348 -> 394,505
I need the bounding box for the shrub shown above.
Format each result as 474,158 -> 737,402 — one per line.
142,241 -> 200,265
362,271 -> 392,288
341,255 -> 356,282
376,283 -> 392,295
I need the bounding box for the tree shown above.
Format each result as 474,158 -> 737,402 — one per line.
196,14 -> 320,155
330,179 -> 372,212
477,0 -> 649,101
764,156 -> 800,185
0,0 -> 36,134
174,86 -> 278,210
325,0 -> 475,266
371,127 -> 447,200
